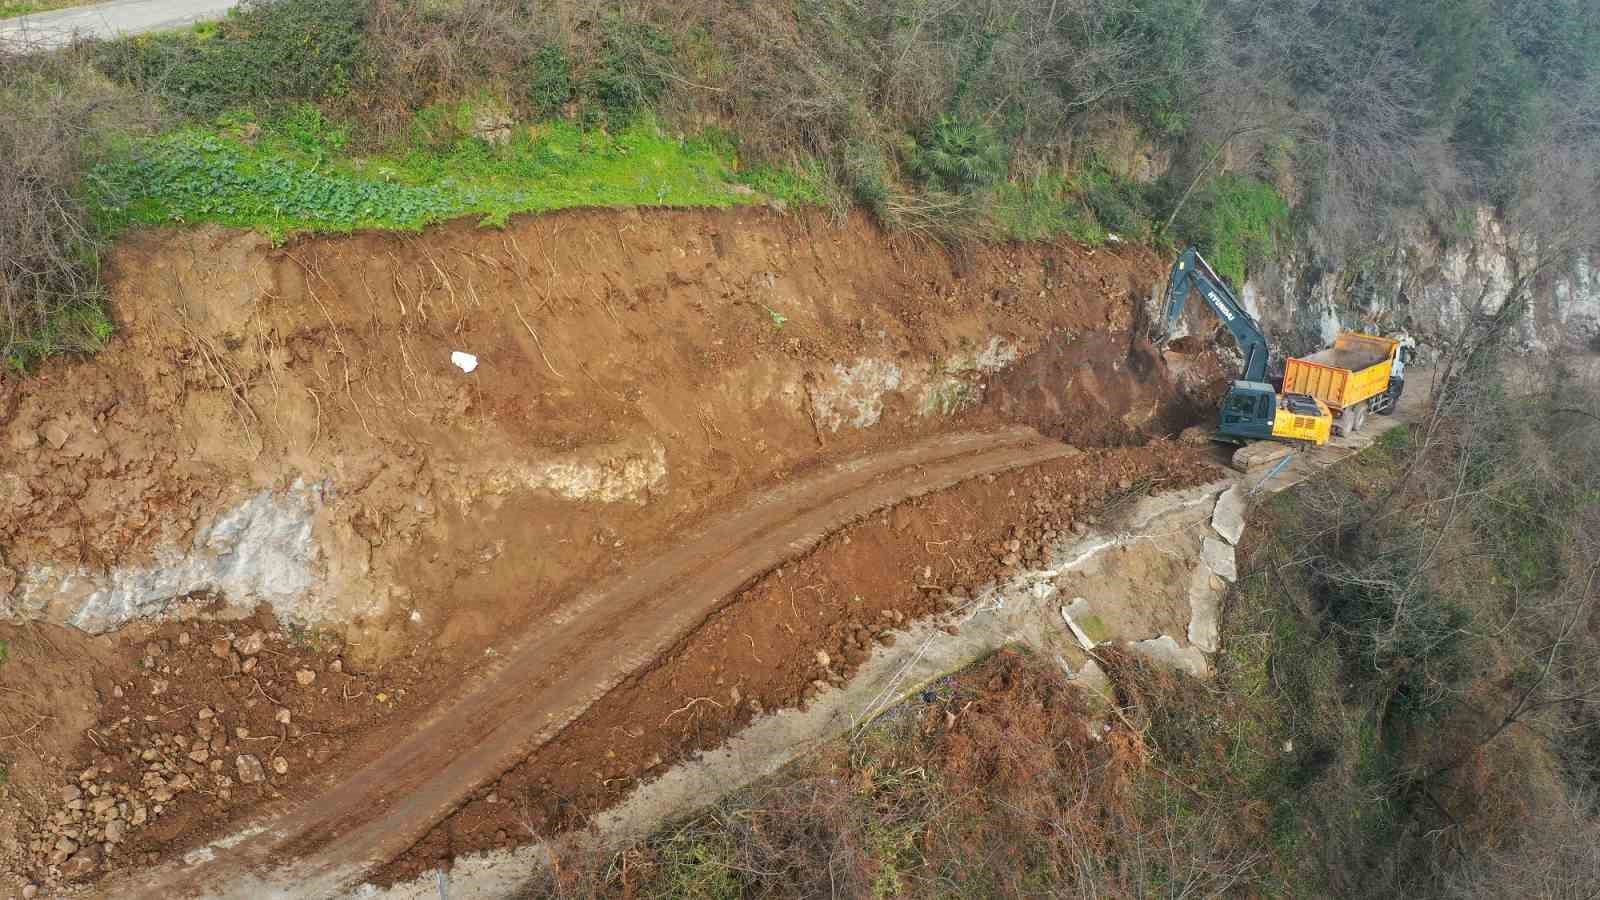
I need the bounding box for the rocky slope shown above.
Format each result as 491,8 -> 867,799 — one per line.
1242,210 -> 1600,358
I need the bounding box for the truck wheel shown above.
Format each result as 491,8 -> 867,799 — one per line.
1352,401 -> 1368,433
1376,379 -> 1404,416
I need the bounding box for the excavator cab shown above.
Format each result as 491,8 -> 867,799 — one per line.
1218,382 -> 1331,445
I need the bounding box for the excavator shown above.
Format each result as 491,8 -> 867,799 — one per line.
1158,248 -> 1334,446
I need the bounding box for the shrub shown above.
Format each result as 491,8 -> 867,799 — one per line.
95,0 -> 366,117
842,139 -> 892,217
1077,162 -> 1152,239
902,115 -> 1007,194
583,15 -> 673,125
526,44 -> 574,120
1166,173 -> 1289,287
1,51 -> 153,373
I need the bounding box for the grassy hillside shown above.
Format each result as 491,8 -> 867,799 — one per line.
3,0 -> 1600,370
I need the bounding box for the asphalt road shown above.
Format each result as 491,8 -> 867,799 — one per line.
0,0 -> 233,47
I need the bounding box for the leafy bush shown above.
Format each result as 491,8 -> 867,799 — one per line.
525,44 -> 574,119
841,140 -> 892,217
1077,163 -> 1152,239
902,115 -> 1007,194
95,0 -> 366,117
1166,173 -> 1288,287
583,16 -> 673,125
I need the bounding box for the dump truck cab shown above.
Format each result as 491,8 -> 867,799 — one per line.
1220,382 -> 1332,445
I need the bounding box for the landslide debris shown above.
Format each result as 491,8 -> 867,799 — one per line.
2,607 -> 441,890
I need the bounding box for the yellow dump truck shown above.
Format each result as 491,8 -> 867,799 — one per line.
1282,332 -> 1405,435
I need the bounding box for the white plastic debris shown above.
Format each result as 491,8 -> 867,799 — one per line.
450,351 -> 479,373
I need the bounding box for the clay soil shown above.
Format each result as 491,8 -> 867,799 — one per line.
3,209 -> 1211,659
0,207 -> 1228,893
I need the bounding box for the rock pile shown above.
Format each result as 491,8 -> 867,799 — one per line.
22,628 -> 313,885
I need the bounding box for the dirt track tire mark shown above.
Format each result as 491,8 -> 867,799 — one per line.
113,426 -> 1077,899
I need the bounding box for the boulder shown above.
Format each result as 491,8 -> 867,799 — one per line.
1211,484 -> 1247,545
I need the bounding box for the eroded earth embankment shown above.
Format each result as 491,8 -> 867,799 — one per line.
0,208 -> 1226,894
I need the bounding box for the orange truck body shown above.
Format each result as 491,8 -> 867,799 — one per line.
1282,332 -> 1400,413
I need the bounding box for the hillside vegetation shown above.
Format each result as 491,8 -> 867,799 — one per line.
5,0 -> 1600,370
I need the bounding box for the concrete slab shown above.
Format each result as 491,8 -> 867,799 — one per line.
1211,483 -> 1246,545
1061,596 -> 1110,649
1201,536 -> 1238,582
1130,635 -> 1209,678
1186,563 -> 1220,653
1070,658 -> 1114,703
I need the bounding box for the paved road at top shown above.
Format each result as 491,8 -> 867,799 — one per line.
0,0 -> 233,48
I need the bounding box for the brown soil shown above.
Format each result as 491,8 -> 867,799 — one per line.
3,209 -> 1210,660
987,331 -> 1212,445
380,442 -> 1216,883
0,208 -> 1229,894
0,607 -> 449,892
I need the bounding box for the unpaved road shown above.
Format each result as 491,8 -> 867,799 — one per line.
106,427 -> 1078,899
0,0 -> 231,47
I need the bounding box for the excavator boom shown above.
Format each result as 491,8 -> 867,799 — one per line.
1160,247 -> 1270,383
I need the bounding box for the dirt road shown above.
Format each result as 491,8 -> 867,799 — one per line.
106,427 -> 1079,898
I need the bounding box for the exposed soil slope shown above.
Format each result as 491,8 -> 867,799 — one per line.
0,208 -> 1228,894
383,442 -> 1216,883
106,428 -> 1095,897
2,209 -> 1208,661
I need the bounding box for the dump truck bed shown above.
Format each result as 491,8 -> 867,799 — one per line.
1282,332 -> 1399,411
1297,345 -> 1388,371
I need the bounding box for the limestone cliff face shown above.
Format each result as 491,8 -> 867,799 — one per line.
1242,210 -> 1600,360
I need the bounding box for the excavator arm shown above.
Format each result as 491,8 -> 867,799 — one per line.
1159,247 -> 1270,383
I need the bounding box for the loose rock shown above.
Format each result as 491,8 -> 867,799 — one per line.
236,754 -> 265,784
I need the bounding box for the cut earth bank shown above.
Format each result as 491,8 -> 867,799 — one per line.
1,207 -> 1237,894
365,397 -> 1415,900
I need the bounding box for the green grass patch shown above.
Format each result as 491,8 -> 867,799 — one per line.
89,108 -> 810,239
991,175 -> 1106,244
1374,423 -> 1414,454
6,294 -> 115,375
0,0 -> 90,18
733,162 -> 831,206
1167,173 -> 1289,287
